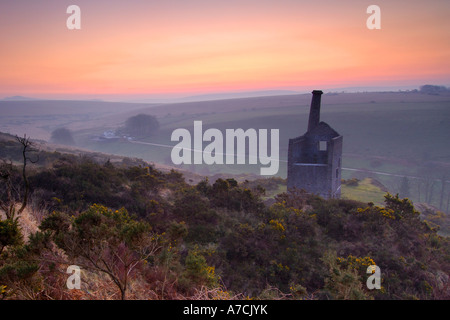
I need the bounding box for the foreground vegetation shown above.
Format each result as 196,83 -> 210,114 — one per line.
0,136 -> 449,300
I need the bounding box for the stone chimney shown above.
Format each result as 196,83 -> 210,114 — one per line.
307,90 -> 323,132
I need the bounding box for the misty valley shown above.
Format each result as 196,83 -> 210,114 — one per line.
170,121 -> 280,175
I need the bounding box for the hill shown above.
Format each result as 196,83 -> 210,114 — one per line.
1,90 -> 450,211
0,132 -> 449,300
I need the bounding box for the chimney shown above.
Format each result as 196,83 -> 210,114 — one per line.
307,90 -> 323,131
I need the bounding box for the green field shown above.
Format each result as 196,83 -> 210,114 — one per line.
341,178 -> 387,206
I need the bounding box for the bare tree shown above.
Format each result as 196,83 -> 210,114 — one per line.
40,206 -> 161,300
417,164 -> 439,205
438,172 -> 450,211
0,135 -> 38,220
447,191 -> 450,214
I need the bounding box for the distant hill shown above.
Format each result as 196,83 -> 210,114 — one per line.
2,96 -> 38,101
127,90 -> 303,103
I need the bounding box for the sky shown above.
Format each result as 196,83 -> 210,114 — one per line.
1,0 -> 450,100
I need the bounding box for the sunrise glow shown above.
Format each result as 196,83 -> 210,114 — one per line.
1,0 -> 449,99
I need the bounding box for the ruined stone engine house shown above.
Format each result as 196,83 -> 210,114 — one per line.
287,90 -> 343,199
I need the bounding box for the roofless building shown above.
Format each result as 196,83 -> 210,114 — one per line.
287,90 -> 343,199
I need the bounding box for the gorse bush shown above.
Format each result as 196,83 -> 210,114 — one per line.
0,148 -> 449,300
40,204 -> 160,300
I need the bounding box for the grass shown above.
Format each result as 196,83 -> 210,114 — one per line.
258,177 -> 387,206
341,178 -> 387,206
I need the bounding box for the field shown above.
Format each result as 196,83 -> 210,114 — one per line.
1,90 -> 450,210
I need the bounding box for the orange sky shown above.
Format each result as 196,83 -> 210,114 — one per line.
0,0 -> 449,99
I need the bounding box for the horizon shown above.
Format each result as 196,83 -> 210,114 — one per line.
0,84 -> 441,103
1,1 -> 449,100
